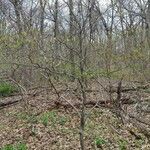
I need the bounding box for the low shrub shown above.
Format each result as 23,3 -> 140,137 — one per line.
95,137 -> 106,148
0,82 -> 18,97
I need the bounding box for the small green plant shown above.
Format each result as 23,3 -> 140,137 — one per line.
27,115 -> 38,124
41,113 -> 49,126
95,137 -> 106,148
17,112 -> 29,120
15,143 -> 27,150
0,82 -> 18,97
40,111 -> 57,127
1,144 -> 14,150
134,139 -> 145,148
118,139 -> 127,150
58,116 -> 68,126
48,111 -> 57,126
0,143 -> 27,150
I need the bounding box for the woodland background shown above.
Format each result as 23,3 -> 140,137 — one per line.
0,0 -> 150,149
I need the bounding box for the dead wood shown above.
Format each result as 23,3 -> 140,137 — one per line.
0,99 -> 22,109
108,84 -> 150,93
127,114 -> 150,140
54,97 -> 132,109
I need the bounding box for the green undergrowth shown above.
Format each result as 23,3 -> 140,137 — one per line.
13,109 -> 148,149
52,62 -> 147,82
17,110 -> 69,127
0,82 -> 18,97
40,111 -> 69,127
0,143 -> 27,150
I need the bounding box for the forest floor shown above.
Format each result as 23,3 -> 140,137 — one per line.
0,80 -> 150,150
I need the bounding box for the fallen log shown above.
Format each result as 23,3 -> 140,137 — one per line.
0,98 -> 22,109
107,84 -> 149,93
54,97 -> 133,109
0,96 -> 133,110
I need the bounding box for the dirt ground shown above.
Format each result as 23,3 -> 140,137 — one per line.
0,80 -> 150,150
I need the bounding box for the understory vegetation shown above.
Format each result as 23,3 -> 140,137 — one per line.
0,82 -> 18,97
0,0 -> 150,149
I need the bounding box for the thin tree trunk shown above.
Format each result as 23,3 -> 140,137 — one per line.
53,0 -> 59,59
69,0 -> 75,81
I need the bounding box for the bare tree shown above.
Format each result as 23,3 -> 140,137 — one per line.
68,0 -> 75,81
146,0 -> 150,47
9,0 -> 23,34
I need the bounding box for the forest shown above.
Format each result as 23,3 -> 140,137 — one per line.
0,0 -> 150,149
